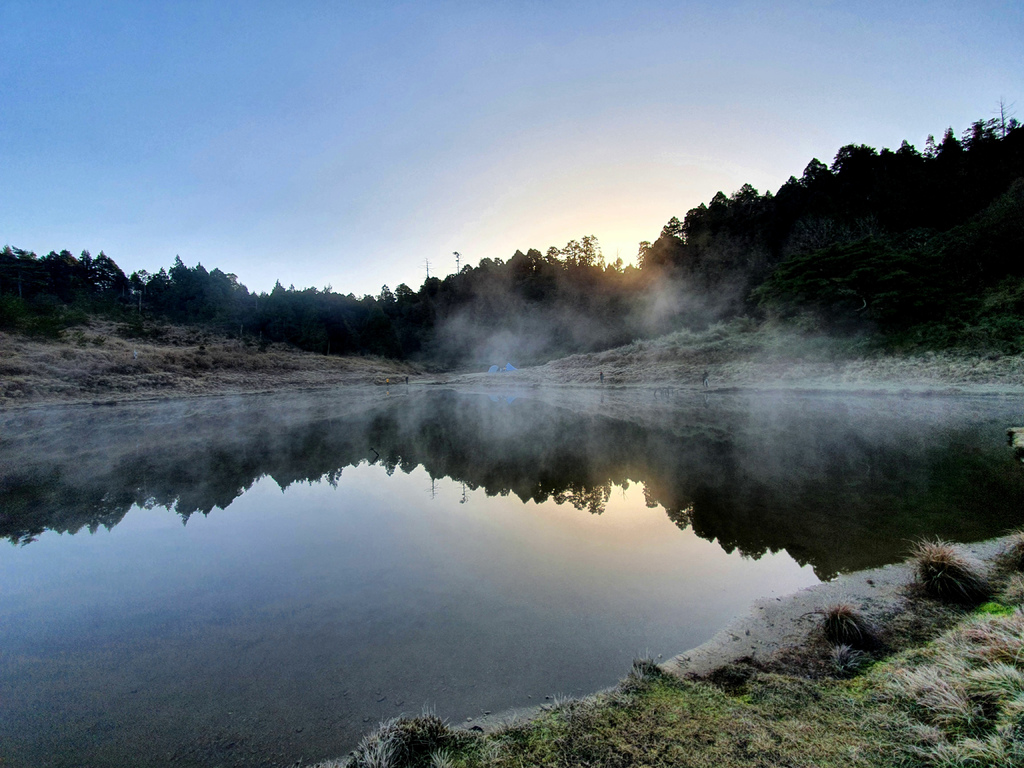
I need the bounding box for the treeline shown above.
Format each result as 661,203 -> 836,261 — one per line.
643,116 -> 1024,348
3,114 -> 1024,359
0,236 -> 672,364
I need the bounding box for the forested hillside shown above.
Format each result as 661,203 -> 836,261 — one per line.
3,115 -> 1023,364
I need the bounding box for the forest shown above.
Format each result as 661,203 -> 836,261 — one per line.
2,115 -> 1023,364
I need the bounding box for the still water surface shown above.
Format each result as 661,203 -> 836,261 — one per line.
2,388 -> 1023,767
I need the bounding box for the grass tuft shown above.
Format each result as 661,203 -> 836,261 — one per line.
348,715 -> 469,768
946,613 -> 1024,666
888,665 -> 984,732
1001,574 -> 1024,606
965,662 -> 1024,701
618,654 -> 665,695
830,643 -> 868,677
911,539 -> 990,605
1001,530 -> 1024,572
352,720 -> 400,768
925,733 -> 1020,767
818,601 -> 877,648
428,749 -> 455,768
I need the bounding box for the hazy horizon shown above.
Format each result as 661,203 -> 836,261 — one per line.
2,0 -> 1021,296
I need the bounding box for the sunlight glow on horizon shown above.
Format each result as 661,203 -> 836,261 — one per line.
2,0 -> 1021,296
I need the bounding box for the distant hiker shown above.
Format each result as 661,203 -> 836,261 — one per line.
132,349 -> 138,360
702,370 -> 709,388
600,371 -> 604,384
405,376 -> 409,385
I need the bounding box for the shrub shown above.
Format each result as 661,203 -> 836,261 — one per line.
0,295 -> 29,330
23,313 -> 66,338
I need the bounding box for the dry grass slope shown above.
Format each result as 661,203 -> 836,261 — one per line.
478,318 -> 1024,393
0,320 -> 422,406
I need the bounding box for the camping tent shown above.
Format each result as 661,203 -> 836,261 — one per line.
504,363 -> 518,372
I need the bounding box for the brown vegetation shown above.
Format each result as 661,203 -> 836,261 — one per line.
0,320 -> 422,407
999,530 -> 1024,571
454,319 -> 1024,394
818,602 -> 877,649
7,314 -> 1024,409
912,539 -> 992,605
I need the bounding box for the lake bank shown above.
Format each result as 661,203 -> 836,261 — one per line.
320,534 -> 1024,768
5,319 -> 1024,409
0,323 -> 424,409
446,346 -> 1024,398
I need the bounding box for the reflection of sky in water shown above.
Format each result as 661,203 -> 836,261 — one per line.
5,389 -> 1024,768
1,462 -> 815,768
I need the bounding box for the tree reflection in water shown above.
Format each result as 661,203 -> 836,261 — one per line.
2,389 -> 1023,578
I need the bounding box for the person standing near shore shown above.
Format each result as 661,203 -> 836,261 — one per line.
600,371 -> 604,384
702,370 -> 709,388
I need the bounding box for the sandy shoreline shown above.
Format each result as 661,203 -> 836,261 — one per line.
667,535 -> 1012,677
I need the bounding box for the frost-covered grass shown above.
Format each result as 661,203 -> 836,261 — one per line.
0,320 -> 419,404
528,317 -> 1024,390
338,665 -> 915,768
326,604 -> 1024,768
880,610 -> 1024,766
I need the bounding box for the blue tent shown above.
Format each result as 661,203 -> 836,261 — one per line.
504,363 -> 518,371
487,365 -> 499,373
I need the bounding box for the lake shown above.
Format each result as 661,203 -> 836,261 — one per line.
2,387 -> 1023,767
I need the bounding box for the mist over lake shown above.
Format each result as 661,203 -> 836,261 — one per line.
2,388 -> 1023,767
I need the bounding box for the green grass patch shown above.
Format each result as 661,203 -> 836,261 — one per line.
432,670 -> 917,768
976,601 -> 1016,617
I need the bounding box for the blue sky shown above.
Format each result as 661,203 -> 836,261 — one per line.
2,1 -> 1021,296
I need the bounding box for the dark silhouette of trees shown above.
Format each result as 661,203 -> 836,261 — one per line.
3,114 -> 1023,355
633,115 -> 1024,348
